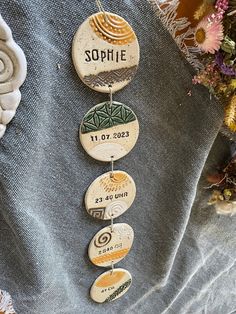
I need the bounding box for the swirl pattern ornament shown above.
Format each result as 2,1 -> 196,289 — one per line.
94,232 -> 112,248
0,50 -> 14,83
104,200 -> 128,220
88,223 -> 134,267
90,268 -> 132,303
0,15 -> 27,139
72,11 -> 139,93
85,170 -> 136,220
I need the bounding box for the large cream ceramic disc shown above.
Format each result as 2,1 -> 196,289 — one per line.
88,223 -> 134,267
90,268 -> 132,303
80,101 -> 139,161
72,11 -> 140,93
85,170 -> 136,220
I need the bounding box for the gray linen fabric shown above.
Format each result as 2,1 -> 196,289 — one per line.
0,0 -> 235,313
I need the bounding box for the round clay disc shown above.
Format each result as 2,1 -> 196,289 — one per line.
72,11 -> 140,93
88,223 -> 134,267
85,170 -> 136,220
90,268 -> 132,303
80,101 -> 139,162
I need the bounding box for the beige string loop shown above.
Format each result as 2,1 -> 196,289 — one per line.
109,85 -> 113,107
110,155 -> 114,178
110,214 -> 114,232
95,0 -> 108,22
110,260 -> 114,275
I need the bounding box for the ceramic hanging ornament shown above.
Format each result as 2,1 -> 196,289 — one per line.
73,2 -> 139,304
90,268 -> 132,303
85,170 -> 136,220
80,101 -> 139,161
0,15 -> 27,138
88,223 -> 134,267
72,11 -> 140,93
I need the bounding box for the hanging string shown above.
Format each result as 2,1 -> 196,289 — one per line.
95,0 -> 108,22
110,214 -> 114,232
109,85 -> 113,107
110,155 -> 114,178
108,84 -> 113,110
110,260 -> 114,275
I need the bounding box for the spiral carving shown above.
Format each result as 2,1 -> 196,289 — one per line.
104,200 -> 128,220
94,232 -> 112,248
0,14 -> 27,138
0,50 -> 14,83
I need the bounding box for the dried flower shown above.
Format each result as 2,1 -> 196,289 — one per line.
230,79 -> 236,89
224,95 -> 236,131
194,16 -> 224,54
215,0 -> 229,12
221,35 -> 236,54
215,51 -> 236,76
208,190 -> 224,204
215,200 -> 236,215
204,0 -> 229,22
194,1 -> 215,20
228,0 -> 236,15
207,154 -> 236,215
193,61 -> 222,92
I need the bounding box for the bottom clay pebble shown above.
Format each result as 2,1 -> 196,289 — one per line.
90,268 -> 132,303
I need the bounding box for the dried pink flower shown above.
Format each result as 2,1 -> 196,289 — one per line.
194,16 -> 224,54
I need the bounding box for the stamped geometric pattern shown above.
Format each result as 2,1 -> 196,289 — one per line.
105,278 -> 132,302
88,207 -> 106,219
83,65 -> 138,88
91,248 -> 130,265
81,101 -> 136,134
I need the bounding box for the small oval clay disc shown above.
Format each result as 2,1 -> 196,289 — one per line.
85,170 -> 136,220
88,223 -> 134,267
90,268 -> 132,303
80,101 -> 139,161
72,11 -> 140,93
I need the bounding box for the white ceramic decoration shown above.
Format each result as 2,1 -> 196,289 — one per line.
72,11 -> 140,93
88,223 -> 134,267
85,170 -> 136,220
0,14 -> 27,138
90,268 -> 132,303
80,101 -> 139,161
